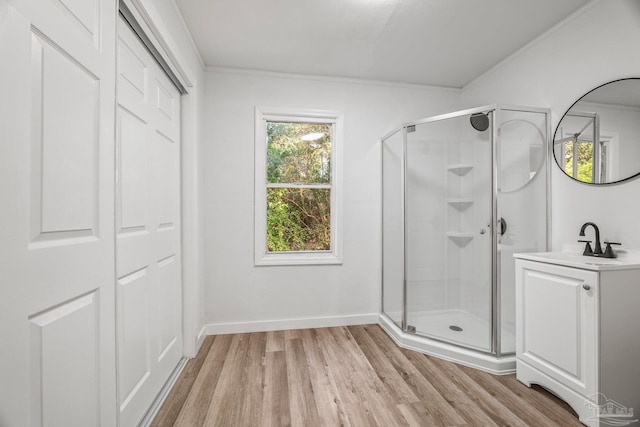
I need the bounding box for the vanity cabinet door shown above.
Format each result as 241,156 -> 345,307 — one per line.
515,260 -> 598,398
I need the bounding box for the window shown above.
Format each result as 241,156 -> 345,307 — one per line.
255,107 -> 343,265
558,112 -> 610,184
562,138 -> 596,183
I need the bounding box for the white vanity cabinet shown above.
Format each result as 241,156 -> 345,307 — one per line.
515,255 -> 640,427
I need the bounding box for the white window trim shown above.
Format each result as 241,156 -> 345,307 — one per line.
254,106 -> 343,266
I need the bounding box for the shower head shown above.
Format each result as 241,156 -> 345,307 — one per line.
470,113 -> 490,132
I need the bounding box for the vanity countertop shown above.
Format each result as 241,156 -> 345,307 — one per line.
514,245 -> 640,271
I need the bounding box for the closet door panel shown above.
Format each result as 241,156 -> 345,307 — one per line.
0,0 -> 117,426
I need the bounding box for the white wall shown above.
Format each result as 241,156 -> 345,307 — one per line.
462,0 -> 640,250
204,69 -> 460,330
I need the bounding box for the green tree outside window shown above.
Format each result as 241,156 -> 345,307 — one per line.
564,141 -> 594,183
266,122 -> 332,252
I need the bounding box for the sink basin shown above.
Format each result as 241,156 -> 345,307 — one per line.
513,251 -> 640,271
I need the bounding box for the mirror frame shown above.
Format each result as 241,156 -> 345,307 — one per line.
553,77 -> 640,185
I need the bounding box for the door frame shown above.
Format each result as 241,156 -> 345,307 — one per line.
118,0 -> 204,359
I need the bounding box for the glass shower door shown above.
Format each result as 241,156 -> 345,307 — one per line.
404,112 -> 494,352
496,107 -> 549,355
381,129 -> 404,328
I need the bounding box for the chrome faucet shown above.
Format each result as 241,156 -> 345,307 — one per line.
579,222 -> 603,256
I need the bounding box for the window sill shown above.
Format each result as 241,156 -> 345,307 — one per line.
255,251 -> 342,266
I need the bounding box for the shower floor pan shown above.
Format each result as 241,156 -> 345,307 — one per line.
408,309 -> 492,352
408,309 -> 515,354
379,311 -> 516,374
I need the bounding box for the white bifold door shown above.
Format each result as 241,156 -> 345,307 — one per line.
0,0 -> 117,426
0,2 -> 183,425
115,16 -> 184,426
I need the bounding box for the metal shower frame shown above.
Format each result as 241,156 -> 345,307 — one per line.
380,104 -> 552,358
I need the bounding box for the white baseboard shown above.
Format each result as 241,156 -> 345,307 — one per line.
196,324 -> 207,345
202,313 -> 379,335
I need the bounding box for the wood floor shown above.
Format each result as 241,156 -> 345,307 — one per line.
151,325 -> 581,427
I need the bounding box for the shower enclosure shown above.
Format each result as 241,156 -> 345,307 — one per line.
381,105 -> 549,372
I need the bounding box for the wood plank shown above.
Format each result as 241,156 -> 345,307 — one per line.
285,337 -> 322,426
397,402 -> 440,427
321,327 -> 409,427
426,355 -> 529,426
347,325 -> 420,405
299,328 -> 350,427
353,325 -> 467,426
396,347 -> 500,426
458,364 -> 562,427
265,330 -> 284,352
171,334 -> 233,426
316,327 -> 379,426
284,328 -> 302,340
261,350 -> 291,427
493,375 -> 582,426
202,334 -> 251,426
150,336 -> 215,427
244,331 -> 267,367
240,333 -> 267,426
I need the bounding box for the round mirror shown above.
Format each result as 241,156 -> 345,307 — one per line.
553,78 -> 640,184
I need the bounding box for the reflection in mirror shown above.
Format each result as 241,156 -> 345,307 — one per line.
553,78 -> 640,184
498,110 -> 547,193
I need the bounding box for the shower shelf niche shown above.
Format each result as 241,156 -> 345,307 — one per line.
447,199 -> 474,211
447,164 -> 474,176
446,232 -> 474,247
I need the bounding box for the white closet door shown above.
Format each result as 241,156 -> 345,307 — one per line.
0,0 -> 117,426
116,17 -> 183,426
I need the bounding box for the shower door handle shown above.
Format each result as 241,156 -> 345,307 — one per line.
479,219 -> 506,235
498,218 -> 507,235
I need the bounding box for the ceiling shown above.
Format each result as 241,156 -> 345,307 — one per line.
175,0 -> 590,88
